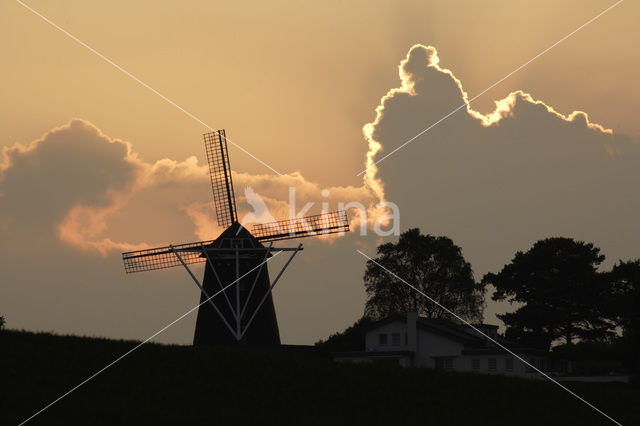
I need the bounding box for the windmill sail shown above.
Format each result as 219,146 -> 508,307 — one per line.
252,210 -> 349,242
204,130 -> 237,228
122,129 -> 351,348
122,240 -> 215,273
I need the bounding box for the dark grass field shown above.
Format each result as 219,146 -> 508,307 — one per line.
1,330 -> 638,426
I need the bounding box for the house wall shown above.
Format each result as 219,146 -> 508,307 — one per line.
414,330 -> 465,368
365,322 -> 465,369
460,354 -> 548,378
364,320 -> 549,378
365,320 -> 410,352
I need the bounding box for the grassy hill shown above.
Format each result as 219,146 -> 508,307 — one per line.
1,330 -> 638,426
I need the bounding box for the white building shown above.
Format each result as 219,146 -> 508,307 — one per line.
332,313 -> 564,378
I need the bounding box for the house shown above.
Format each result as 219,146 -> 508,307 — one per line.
332,313 -> 565,379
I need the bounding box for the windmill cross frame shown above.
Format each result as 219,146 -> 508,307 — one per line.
170,243 -> 303,341
122,128 -> 348,346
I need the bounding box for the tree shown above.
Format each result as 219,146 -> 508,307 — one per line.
484,237 -> 611,350
608,260 -> 640,336
363,228 -> 485,322
315,316 -> 375,352
0,316 -> 5,330
607,260 -> 640,372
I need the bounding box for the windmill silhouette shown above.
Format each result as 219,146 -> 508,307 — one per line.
122,130 -> 349,346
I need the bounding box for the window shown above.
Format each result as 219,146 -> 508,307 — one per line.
391,333 -> 401,346
488,358 -> 497,371
435,357 -> 454,370
472,358 -> 480,370
529,358 -> 535,367
539,359 -> 546,371
444,358 -> 453,370
505,358 -> 513,372
379,333 -> 388,345
404,333 -> 408,345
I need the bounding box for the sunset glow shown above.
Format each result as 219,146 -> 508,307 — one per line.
1,0 -> 637,349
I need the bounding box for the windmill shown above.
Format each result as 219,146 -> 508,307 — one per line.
122,130 -> 349,346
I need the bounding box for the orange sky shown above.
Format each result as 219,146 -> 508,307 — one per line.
1,1 -> 639,345
1,0 -> 638,186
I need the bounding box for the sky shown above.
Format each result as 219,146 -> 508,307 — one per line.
1,0 -> 639,345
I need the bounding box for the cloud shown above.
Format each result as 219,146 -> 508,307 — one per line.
0,119 -> 383,257
0,118 -> 381,344
3,43 -> 637,343
0,120 -> 142,252
366,44 -> 640,279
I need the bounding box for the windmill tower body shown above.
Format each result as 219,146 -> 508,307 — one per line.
122,129 -> 349,347
193,224 -> 280,346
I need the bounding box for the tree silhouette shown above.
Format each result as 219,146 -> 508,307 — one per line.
315,316 -> 375,352
364,228 -> 485,322
484,237 -> 611,349
607,260 -> 640,372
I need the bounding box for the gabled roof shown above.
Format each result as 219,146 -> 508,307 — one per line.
364,314 -> 406,330
415,317 -> 484,346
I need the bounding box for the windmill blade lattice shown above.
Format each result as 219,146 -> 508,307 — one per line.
252,210 -> 349,242
122,240 -> 215,273
204,130 -> 237,227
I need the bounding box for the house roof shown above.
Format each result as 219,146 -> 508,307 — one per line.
471,323 -> 499,329
416,318 -> 485,346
